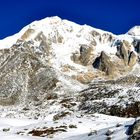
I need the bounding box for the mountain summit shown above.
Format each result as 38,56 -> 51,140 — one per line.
0,16 -> 140,139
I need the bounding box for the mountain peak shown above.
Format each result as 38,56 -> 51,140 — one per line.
0,16 -> 115,49
127,25 -> 140,36
0,16 -> 140,80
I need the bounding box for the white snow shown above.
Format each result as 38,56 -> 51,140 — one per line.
0,114 -> 135,140
127,26 -> 140,36
95,43 -> 117,54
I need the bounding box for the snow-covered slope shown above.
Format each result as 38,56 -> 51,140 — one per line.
0,16 -> 115,51
0,114 -> 135,140
127,26 -> 140,36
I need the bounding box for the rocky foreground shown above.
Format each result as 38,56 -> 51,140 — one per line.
0,16 -> 140,139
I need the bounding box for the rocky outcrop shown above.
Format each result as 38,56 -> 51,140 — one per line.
91,30 -> 115,44
21,28 -> 35,40
109,102 -> 140,117
116,40 -> 130,64
101,33 -> 115,43
71,44 -> 95,66
93,51 -> 117,76
79,44 -> 94,66
116,40 -> 137,66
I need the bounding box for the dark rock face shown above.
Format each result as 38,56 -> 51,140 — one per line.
93,51 -> 116,76
109,102 -> 140,117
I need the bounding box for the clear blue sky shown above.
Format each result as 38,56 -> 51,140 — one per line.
0,0 -> 140,39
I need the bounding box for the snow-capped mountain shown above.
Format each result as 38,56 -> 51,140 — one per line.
0,16 -> 140,140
